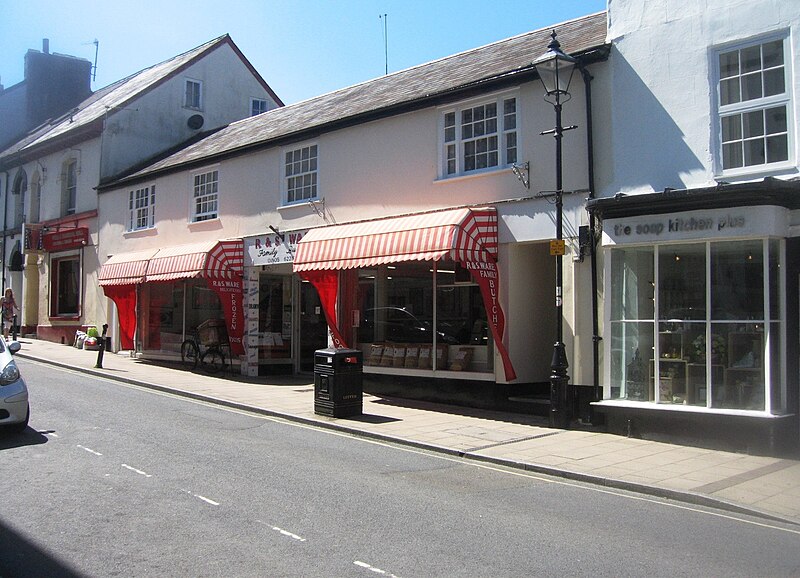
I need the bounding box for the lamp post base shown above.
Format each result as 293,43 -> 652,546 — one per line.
549,341 -> 571,429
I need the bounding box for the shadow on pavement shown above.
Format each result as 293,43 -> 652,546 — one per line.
0,518 -> 83,577
371,395 -> 552,428
0,427 -> 48,450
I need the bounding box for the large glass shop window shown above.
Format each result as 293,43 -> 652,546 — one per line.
610,240 -> 781,411
140,280 -> 223,353
358,260 -> 492,373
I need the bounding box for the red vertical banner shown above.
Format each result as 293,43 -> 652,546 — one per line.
466,261 -> 517,382
102,284 -> 137,350
208,277 -> 244,355
299,269 -> 348,349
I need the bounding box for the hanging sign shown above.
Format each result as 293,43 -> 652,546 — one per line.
42,227 -> 89,252
245,229 -> 307,266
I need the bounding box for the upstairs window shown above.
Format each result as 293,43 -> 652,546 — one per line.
128,185 -> 155,231
62,159 -> 77,216
184,79 -> 203,109
192,170 -> 218,222
442,94 -> 517,178
285,144 -> 318,204
717,36 -> 790,172
251,98 -> 269,116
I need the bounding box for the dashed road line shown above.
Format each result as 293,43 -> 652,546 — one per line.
354,560 -> 401,577
77,444 -> 103,456
121,464 -> 153,478
181,489 -> 220,506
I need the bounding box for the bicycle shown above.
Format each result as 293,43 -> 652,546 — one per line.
180,318 -> 229,374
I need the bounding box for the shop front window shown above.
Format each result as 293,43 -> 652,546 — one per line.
51,256 -> 81,317
358,260 -> 492,374
609,240 -> 781,412
141,280 -> 223,354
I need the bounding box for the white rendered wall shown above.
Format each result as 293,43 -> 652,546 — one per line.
600,0 -> 800,197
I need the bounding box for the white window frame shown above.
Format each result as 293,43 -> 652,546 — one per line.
191,169 -> 219,222
282,143 -> 318,205
439,91 -> 519,179
184,78 -> 203,110
251,98 -> 269,116
713,33 -> 793,177
128,184 -> 156,231
62,158 -> 78,216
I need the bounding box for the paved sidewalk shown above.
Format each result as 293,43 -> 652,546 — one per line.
13,338 -> 800,526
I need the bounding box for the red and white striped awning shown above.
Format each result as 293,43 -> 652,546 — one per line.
293,207 -> 498,271
146,240 -> 243,282
98,248 -> 159,286
97,240 -> 243,285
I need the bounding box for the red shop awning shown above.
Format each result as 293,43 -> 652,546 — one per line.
98,248 -> 159,286
293,207 -> 498,271
145,240 -> 243,282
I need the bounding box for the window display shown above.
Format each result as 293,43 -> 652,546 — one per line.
609,240 -> 781,411
357,260 -> 493,374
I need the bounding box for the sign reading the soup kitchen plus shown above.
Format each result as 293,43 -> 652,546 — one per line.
603,206 -> 788,245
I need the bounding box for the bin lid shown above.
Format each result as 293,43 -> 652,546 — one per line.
314,347 -> 362,356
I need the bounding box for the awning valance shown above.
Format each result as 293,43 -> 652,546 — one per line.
98,248 -> 159,286
293,207 -> 498,271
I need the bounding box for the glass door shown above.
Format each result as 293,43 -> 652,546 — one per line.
298,278 -> 328,372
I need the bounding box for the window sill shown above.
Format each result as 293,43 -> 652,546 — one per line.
714,163 -> 798,183
434,166 -> 514,185
48,315 -> 81,322
187,217 -> 221,230
123,227 -> 157,238
592,398 -> 784,418
364,365 -> 494,381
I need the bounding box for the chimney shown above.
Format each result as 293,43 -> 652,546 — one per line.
43,38 -> 50,54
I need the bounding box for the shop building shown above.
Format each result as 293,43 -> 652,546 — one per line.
0,35 -> 281,345
95,14 -> 610,410
588,0 -> 800,455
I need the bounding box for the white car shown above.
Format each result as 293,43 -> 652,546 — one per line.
0,340 -> 28,433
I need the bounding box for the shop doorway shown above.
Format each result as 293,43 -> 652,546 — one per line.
298,278 -> 328,372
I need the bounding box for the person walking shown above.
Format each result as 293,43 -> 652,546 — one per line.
2,288 -> 19,341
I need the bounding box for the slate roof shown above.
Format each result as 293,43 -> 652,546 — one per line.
0,34 -> 279,167
109,11 -> 608,187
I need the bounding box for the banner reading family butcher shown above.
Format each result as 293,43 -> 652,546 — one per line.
465,260 -> 516,382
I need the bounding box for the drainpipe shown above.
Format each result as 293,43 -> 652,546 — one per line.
2,170 -> 8,294
578,62 -> 602,411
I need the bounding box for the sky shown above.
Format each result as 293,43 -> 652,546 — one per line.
1,0 -> 606,105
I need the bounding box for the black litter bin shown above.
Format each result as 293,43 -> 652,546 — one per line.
314,347 -> 363,417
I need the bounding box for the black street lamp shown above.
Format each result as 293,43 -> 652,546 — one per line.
533,30 -> 577,429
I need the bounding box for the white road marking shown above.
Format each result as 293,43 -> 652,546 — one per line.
181,489 -> 219,506
271,526 -> 306,542
354,560 -> 400,577
121,464 -> 152,478
255,520 -> 307,542
77,445 -> 103,456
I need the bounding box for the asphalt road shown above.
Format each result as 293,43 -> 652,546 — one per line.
2,359 -> 800,577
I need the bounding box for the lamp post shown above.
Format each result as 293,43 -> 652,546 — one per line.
533,31 -> 577,429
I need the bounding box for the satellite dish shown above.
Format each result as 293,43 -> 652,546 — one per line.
187,114 -> 204,130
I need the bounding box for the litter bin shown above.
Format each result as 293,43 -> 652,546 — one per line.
314,347 -> 363,417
